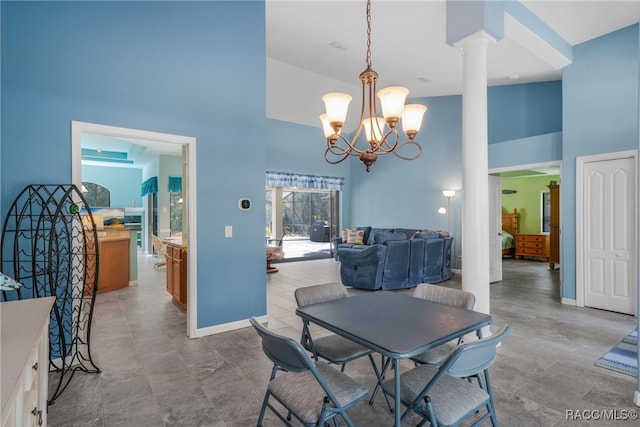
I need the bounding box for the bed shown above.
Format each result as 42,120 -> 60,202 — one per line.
501,208 -> 518,257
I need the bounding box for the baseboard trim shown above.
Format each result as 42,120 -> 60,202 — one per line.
193,314 -> 268,338
561,297 -> 577,306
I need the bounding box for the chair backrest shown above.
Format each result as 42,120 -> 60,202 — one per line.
152,235 -> 166,254
412,283 -> 475,310
250,317 -> 314,373
441,325 -> 511,378
294,282 -> 348,307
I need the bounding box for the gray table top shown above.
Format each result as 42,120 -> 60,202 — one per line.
296,291 -> 492,359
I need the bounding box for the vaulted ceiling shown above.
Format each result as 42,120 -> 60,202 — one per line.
83,1 -> 640,166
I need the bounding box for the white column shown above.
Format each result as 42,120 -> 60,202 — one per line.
460,34 -> 492,317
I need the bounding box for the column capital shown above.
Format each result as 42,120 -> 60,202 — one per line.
453,31 -> 496,53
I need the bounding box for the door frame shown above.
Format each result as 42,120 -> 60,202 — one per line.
575,149 -> 637,311
71,121 -> 199,337
488,160 -> 562,287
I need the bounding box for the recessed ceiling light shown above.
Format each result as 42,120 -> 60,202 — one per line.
417,77 -> 431,83
509,74 -> 521,80
328,41 -> 346,51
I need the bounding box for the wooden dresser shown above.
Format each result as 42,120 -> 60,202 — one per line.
515,234 -> 550,262
166,242 -> 187,308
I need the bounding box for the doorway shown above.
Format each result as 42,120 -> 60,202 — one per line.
489,161 -> 562,285
71,121 -> 198,337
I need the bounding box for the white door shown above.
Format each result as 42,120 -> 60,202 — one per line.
583,156 -> 636,314
489,175 -> 502,283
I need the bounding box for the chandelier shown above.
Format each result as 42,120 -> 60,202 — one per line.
319,0 -> 427,172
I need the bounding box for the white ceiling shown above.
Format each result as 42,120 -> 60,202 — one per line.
84,0 -> 639,166
266,0 -> 640,130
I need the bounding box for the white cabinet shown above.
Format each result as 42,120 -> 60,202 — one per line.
1,297 -> 55,427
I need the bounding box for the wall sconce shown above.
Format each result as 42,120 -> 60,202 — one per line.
442,190 -> 456,233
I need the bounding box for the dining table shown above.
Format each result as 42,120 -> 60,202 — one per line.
295,290 -> 492,426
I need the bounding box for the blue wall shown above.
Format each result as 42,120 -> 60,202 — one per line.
488,132 -> 562,169
82,165 -> 142,208
562,24 -> 639,300
1,1 -> 267,329
488,81 -> 563,144
349,95 -> 463,236
344,83 -> 562,264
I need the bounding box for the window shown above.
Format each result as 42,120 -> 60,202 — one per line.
541,191 -> 550,233
170,193 -> 183,235
265,171 -> 343,259
266,188 -> 339,259
281,190 -> 336,236
82,182 -> 110,207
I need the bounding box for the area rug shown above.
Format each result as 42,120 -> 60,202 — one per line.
594,328 -> 638,377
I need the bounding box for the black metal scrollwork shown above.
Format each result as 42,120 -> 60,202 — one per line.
1,184 -> 101,405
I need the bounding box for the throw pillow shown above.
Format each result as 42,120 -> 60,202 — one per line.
346,228 -> 365,245
342,228 -> 349,243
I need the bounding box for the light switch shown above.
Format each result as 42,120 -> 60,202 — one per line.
225,225 -> 232,238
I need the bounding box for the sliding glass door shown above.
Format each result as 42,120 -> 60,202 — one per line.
266,188 -> 339,260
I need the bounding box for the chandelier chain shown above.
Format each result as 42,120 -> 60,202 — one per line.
365,0 -> 372,69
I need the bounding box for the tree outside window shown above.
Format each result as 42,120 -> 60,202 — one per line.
170,193 -> 183,235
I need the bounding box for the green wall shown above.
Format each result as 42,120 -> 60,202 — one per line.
501,175 -> 560,234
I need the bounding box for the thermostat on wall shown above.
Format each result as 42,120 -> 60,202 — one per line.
238,198 -> 252,211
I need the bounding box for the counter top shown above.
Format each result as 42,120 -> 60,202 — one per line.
1,297 -> 56,414
164,238 -> 185,247
98,236 -> 131,243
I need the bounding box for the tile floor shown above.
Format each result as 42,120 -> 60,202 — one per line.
46,256 -> 638,426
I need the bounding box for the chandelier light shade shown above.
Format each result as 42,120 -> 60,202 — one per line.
320,0 -> 428,172
402,104 -> 428,136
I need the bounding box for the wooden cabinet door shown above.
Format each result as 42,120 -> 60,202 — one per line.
165,244 -> 186,308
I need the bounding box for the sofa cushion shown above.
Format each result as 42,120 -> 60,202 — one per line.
393,228 -> 421,240
413,230 -> 440,240
373,231 -> 407,244
367,228 -> 394,245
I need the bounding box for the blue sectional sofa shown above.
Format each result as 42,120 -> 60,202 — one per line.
334,227 -> 453,290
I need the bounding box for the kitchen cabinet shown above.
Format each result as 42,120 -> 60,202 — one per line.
166,243 -> 187,308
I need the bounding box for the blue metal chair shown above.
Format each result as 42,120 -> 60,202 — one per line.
250,317 -> 368,427
295,283 -> 378,372
410,284 -> 477,366
382,325 -> 512,427
296,283 -> 391,409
